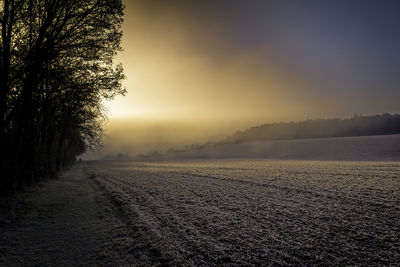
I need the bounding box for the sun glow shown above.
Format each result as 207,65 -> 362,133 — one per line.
107,1 -> 336,124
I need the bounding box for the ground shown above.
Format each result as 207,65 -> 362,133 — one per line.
0,159 -> 399,266
91,159 -> 399,266
0,164 -> 158,266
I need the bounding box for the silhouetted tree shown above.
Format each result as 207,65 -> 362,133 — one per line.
0,0 -> 125,193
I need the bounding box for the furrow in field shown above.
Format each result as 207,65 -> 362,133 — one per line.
89,160 -> 400,265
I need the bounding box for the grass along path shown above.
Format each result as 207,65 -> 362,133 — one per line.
0,164 -> 146,266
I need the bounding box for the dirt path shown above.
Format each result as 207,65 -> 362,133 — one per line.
0,164 -> 138,266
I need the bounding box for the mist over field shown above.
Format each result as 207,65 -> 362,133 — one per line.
84,118 -> 255,159
85,114 -> 400,160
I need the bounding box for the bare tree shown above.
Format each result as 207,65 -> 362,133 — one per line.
0,0 -> 125,192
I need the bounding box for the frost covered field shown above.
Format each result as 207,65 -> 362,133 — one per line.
89,160 -> 400,266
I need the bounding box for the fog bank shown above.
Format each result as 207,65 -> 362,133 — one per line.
83,118 -> 257,160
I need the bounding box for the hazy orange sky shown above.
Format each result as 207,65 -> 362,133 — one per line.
90,0 -> 400,158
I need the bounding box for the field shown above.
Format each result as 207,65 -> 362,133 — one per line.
162,134 -> 400,161
88,160 -> 400,266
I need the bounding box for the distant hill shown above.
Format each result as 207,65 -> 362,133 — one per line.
225,113 -> 400,144
136,113 -> 400,159
163,134 -> 400,161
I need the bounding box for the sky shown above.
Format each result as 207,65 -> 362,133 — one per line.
91,0 -> 400,158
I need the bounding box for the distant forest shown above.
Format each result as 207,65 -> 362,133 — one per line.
0,1 -> 124,193
159,113 -> 400,157
227,113 -> 400,144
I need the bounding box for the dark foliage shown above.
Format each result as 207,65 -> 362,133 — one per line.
229,113 -> 400,143
0,0 -> 125,193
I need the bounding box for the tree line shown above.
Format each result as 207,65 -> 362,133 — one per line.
0,0 -> 125,193
228,113 -> 400,144
156,114 -> 400,157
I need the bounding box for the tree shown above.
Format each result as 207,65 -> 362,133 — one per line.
0,0 -> 125,193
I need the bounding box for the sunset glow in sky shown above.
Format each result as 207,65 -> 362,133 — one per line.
92,0 -> 400,157
109,0 -> 400,122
